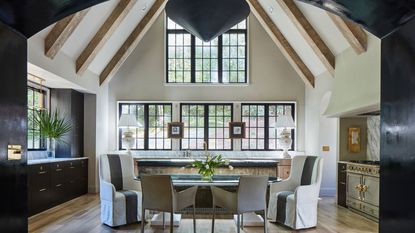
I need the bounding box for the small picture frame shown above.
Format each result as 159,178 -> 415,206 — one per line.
168,122 -> 184,138
348,127 -> 361,153
229,122 -> 246,139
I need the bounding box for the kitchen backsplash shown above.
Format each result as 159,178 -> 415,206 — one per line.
367,116 -> 380,161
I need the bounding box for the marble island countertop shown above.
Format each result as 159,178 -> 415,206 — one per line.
27,157 -> 88,165
135,158 -> 280,167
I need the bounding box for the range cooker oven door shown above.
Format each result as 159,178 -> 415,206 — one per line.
363,176 -> 380,206
347,173 -> 362,200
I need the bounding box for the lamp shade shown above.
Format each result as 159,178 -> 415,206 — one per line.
274,114 -> 295,128
118,114 -> 140,128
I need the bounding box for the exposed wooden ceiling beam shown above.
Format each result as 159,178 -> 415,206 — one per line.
99,0 -> 166,85
248,0 -> 315,88
45,9 -> 89,59
277,0 -> 335,76
76,0 -> 137,75
328,13 -> 367,55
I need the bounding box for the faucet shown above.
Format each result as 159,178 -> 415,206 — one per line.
182,150 -> 191,158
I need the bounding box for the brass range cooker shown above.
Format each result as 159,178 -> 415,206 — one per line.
346,161 -> 380,221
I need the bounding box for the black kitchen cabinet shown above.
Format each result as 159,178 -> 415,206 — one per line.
28,159 -> 88,216
50,89 -> 84,158
338,162 -> 347,207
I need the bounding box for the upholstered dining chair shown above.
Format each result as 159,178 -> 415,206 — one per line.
268,156 -> 323,230
211,176 -> 269,233
140,175 -> 198,233
99,154 -> 143,227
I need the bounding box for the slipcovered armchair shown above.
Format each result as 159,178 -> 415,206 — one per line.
268,156 -> 323,230
99,154 -> 143,227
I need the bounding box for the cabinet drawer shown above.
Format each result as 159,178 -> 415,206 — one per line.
361,203 -> 379,218
278,166 -> 291,179
51,163 -> 65,186
29,164 -> 50,190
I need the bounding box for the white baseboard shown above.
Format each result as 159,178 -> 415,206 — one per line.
320,188 -> 336,197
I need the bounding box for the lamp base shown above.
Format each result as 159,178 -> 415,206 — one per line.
122,130 -> 135,151
282,150 -> 291,159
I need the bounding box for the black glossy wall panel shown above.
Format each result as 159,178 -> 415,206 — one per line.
0,21 -> 27,233
380,17 -> 415,233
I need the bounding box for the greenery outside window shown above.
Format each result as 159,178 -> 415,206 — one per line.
181,104 -> 233,150
119,103 -> 172,150
166,17 -> 247,84
28,86 -> 48,150
241,103 -> 295,151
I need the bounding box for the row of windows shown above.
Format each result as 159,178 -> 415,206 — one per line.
118,103 -> 295,151
166,18 -> 248,84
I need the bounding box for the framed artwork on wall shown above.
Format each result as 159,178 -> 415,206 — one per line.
229,122 -> 246,139
348,127 -> 361,153
168,122 -> 184,138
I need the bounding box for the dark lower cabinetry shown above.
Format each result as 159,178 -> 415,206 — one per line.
337,162 -> 347,207
28,159 -> 88,216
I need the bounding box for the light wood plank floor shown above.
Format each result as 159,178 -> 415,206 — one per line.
29,194 -> 378,233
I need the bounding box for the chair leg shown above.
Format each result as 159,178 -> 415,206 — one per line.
241,213 -> 244,229
211,205 -> 215,233
141,208 -> 145,233
193,205 -> 196,233
163,212 -> 165,229
170,211 -> 174,233
236,214 -> 240,233
263,208 -> 268,233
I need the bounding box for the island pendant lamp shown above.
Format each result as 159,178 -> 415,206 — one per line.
165,0 -> 250,42
118,114 -> 141,152
274,114 -> 295,159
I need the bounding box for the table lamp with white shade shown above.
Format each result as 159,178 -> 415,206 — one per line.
118,114 -> 140,152
274,114 -> 295,158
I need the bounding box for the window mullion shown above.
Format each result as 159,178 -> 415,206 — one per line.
207,104 -> 210,149
144,104 -> 149,150
191,35 -> 196,83
218,35 -> 223,83
265,105 -> 269,150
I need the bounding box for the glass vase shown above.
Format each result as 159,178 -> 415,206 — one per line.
47,138 -> 56,158
200,169 -> 214,181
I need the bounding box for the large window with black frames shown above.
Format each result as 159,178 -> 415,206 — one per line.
27,86 -> 48,150
241,103 -> 295,150
118,103 -> 172,150
166,17 -> 247,83
181,104 -> 233,150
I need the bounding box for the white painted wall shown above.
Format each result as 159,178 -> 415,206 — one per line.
107,13 -> 306,152
305,72 -> 338,197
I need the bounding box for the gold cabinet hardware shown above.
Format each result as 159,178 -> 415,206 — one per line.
39,188 -> 47,192
362,185 -> 368,192
38,171 -> 47,175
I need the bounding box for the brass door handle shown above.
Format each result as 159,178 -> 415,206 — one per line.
38,171 -> 47,174
362,185 -> 368,192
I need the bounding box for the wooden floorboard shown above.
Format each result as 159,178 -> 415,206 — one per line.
29,194 -> 378,233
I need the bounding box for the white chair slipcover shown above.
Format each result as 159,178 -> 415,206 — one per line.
268,156 -> 323,230
99,154 -> 143,227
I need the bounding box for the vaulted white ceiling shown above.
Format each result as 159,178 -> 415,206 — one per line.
29,0 -> 358,88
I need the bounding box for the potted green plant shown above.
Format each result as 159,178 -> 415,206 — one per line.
190,154 -> 233,181
34,110 -> 72,158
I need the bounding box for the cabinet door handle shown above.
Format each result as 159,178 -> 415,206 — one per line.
38,171 -> 47,174
55,168 -> 63,172
39,188 -> 47,192
56,184 -> 62,187
340,182 -> 346,185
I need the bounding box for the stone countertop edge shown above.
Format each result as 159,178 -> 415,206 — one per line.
135,159 -> 279,167
27,157 -> 89,165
